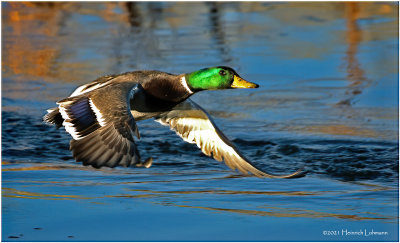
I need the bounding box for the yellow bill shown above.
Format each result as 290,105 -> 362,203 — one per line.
231,75 -> 259,88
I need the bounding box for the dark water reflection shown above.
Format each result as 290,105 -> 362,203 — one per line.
2,2 -> 399,241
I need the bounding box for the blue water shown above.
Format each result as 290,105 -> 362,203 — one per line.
2,2 -> 398,241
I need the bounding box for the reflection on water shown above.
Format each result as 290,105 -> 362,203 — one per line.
2,2 -> 399,241
2,162 -> 397,224
173,204 -> 395,222
338,2 -> 369,106
3,187 -> 92,200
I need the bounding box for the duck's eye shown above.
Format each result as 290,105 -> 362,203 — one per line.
219,70 -> 227,76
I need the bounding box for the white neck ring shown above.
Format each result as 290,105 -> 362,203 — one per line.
181,76 -> 193,94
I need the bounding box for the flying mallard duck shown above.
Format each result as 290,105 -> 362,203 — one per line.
44,67 -> 304,178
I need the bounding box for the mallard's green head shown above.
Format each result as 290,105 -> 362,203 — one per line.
185,66 -> 258,91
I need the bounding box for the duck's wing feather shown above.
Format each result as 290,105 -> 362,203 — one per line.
156,99 -> 305,178
57,82 -> 141,168
69,74 -> 117,97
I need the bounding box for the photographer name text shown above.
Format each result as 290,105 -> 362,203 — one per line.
323,229 -> 389,237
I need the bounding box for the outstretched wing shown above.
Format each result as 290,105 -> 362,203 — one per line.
156,99 -> 305,178
57,82 -> 141,168
43,75 -> 118,129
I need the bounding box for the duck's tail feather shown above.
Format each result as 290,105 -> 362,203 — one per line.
43,107 -> 64,128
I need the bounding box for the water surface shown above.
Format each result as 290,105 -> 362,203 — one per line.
2,2 -> 399,241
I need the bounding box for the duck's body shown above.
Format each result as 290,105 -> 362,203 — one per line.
44,67 -> 304,178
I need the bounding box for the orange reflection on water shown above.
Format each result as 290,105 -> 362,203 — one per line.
2,2 -> 130,82
3,160 -> 396,222
337,2 -> 370,106
345,2 -> 364,84
3,187 -> 92,200
4,185 -> 395,222
3,3 -> 61,81
5,39 -> 57,79
172,203 -> 394,221
304,124 -> 379,138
